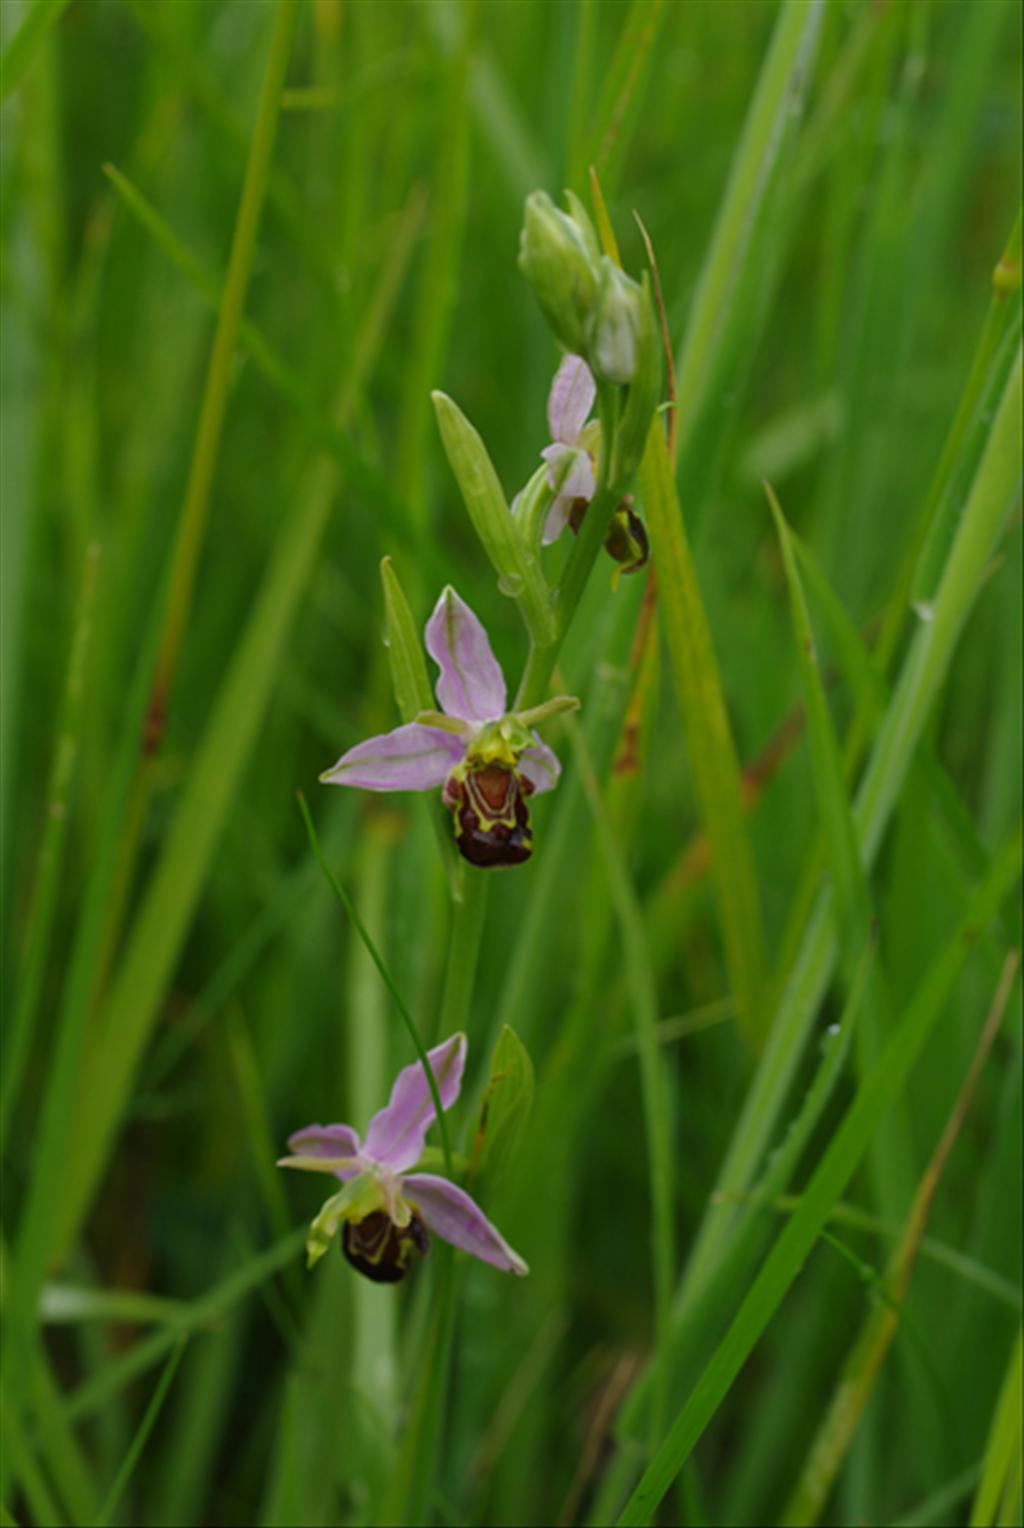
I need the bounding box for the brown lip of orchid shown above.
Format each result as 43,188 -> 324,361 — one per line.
319,586 -> 577,869
277,1033 -> 528,1281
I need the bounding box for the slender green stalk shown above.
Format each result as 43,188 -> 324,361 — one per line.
298,795 -> 452,1175
672,0 -> 826,444
94,0 -> 297,983
568,711 -> 674,1445
638,421 -> 765,1048
96,1337 -> 186,1527
0,0 -> 71,103
970,1329 -> 1024,1528
149,0 -> 296,715
437,875 -> 491,1041
1,542 -> 99,1152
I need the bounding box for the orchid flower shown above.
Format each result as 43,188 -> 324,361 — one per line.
320,586 -> 577,868
538,354 -> 600,545
278,1033 -> 528,1282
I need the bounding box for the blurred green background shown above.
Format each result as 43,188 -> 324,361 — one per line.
2,1 -> 1021,1524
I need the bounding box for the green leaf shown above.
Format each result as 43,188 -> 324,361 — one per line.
470,1025 -> 535,1187
636,419 -> 765,1048
767,482 -> 870,964
380,556 -> 434,722
970,1329 -> 1024,1528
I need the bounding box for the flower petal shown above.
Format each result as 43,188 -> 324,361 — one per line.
283,1123 -> 362,1181
547,353 -> 596,444
320,723 -> 465,791
364,1033 -> 467,1172
401,1174 -> 529,1276
541,443 -> 595,505
542,493 -> 573,546
518,736 -> 561,795
425,587 -> 507,724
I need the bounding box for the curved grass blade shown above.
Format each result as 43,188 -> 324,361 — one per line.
96,1336 -> 186,1527
616,828 -> 1022,1525
0,0 -> 70,104
567,708 -> 674,1443
1,542 -> 99,1154
970,1328 -> 1024,1528
673,0 -> 826,459
783,950 -> 1020,1525
681,345 -> 1022,1302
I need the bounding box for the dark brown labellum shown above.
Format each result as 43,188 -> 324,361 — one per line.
604,497 -> 649,574
443,765 -> 534,868
342,1210 -> 430,1283
568,495 -> 649,575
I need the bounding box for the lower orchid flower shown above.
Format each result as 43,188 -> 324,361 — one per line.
320,586 -> 578,868
278,1033 -> 528,1281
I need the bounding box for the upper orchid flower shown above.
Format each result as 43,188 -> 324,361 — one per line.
320,587 -> 577,868
278,1033 -> 528,1282
538,354 -> 600,545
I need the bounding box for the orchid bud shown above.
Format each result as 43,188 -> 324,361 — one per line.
518,191 -> 599,358
608,273 -> 661,491
587,257 -> 645,385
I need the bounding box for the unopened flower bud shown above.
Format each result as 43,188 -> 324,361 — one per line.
518,191 -> 599,358
587,258 -> 645,385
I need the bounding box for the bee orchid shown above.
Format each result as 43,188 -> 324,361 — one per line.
278,1033 -> 527,1282
320,586 -> 577,868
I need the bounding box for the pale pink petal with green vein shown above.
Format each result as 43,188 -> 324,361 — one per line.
284,1123 -> 362,1181
547,353 -> 596,443
425,586 -> 507,724
320,723 -> 465,791
364,1032 -> 467,1172
402,1173 -> 529,1275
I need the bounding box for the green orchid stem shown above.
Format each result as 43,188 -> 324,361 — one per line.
514,480 -> 620,711
297,792 -> 453,1177
389,868 -> 490,1526
437,870 -> 491,1043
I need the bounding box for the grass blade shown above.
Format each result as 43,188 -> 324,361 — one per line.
96,1336 -> 186,1527
970,1329 -> 1024,1528
0,0 -> 70,104
617,827 -> 1022,1525
567,709 -> 675,1443
673,0 -> 826,453
783,950 -> 1021,1524
636,419 -> 765,1047
681,345 -> 1022,1301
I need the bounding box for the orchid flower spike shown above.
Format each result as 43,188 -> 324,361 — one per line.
539,354 -> 600,545
320,587 -> 578,868
278,1033 -> 528,1282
